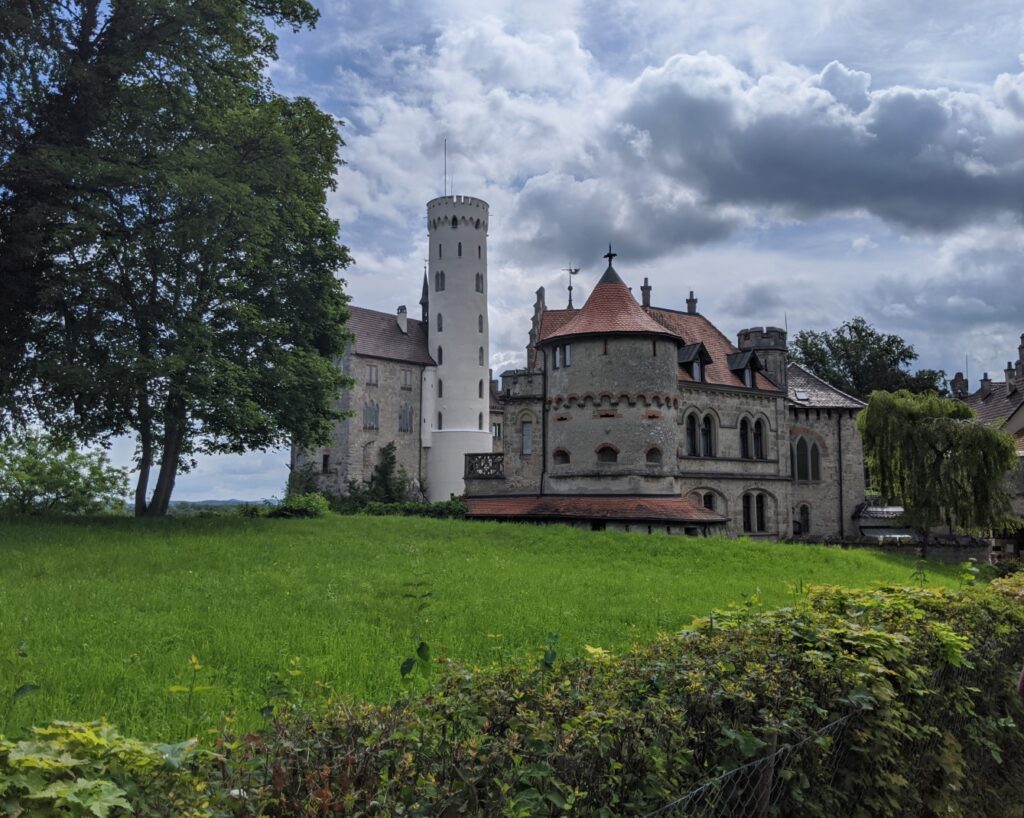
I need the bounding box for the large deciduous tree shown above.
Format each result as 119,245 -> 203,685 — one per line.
2,1 -> 353,515
790,317 -> 946,401
0,0 -> 318,424
858,390 -> 1018,549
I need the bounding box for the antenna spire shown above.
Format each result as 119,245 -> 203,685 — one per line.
562,265 -> 580,308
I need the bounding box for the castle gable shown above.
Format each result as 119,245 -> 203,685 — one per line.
786,362 -> 865,409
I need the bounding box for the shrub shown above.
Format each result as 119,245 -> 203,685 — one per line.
0,721 -> 217,817
0,433 -> 127,515
216,584 -> 1024,817
267,492 -> 328,519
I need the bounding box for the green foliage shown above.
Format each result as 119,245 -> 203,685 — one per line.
216,585 -> 1024,817
267,492 -> 328,519
0,433 -> 127,515
284,462 -> 320,498
790,317 -> 946,400
1,1 -> 352,517
335,498 -> 468,518
0,722 -> 216,817
0,515 -> 958,740
0,0 -> 323,430
858,390 -> 1018,538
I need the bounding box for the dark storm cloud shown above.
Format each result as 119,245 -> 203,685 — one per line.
608,54 -> 1024,233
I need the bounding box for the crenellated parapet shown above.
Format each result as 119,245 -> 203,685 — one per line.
547,392 -> 680,410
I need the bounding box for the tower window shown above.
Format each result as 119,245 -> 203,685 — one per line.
554,346 -> 561,369
438,379 -> 443,398
479,346 -> 484,366
475,273 -> 484,293
603,338 -> 608,355
597,445 -> 618,464
753,419 -> 765,460
563,344 -> 572,366
478,379 -> 484,399
322,453 -> 330,473
553,449 -> 570,465
521,421 -> 534,455
478,245 -> 481,259
740,419 -> 751,459
437,313 -> 443,332
438,243 -> 442,259
437,346 -> 443,366
478,411 -> 483,430
652,339 -> 657,357
458,242 -> 462,257
451,218 -> 457,229
435,270 -> 445,291
437,412 -> 443,430
645,447 -> 662,465
478,314 -> 484,333
686,414 -> 698,456
366,364 -> 379,386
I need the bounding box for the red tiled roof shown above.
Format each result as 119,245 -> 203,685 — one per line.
543,265 -> 677,343
962,379 -> 1024,425
787,362 -> 865,409
465,495 -> 728,524
347,306 -> 435,366
644,307 -> 781,393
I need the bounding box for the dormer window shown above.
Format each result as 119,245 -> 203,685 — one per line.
678,343 -> 712,383
727,350 -> 762,388
692,360 -> 701,382
744,367 -> 753,388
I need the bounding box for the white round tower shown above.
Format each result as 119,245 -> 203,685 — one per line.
425,195 -> 491,501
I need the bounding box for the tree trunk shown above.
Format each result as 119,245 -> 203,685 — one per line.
134,434 -> 153,517
143,396 -> 186,517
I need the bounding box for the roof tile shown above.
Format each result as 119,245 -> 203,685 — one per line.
348,306 -> 435,366
787,362 -> 865,409
962,380 -> 1024,425
465,495 -> 728,524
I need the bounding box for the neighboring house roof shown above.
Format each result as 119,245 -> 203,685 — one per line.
347,306 -> 435,366
643,307 -> 781,392
465,495 -> 729,524
853,504 -> 905,520
543,263 -> 678,343
786,362 -> 865,409
962,380 -> 1024,425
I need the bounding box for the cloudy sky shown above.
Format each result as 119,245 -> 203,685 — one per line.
142,0 -> 1024,500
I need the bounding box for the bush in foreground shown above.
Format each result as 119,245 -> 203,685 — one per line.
3,584 -> 1022,816
267,492 -> 328,519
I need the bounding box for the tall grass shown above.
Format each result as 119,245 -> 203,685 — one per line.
0,515 -> 955,741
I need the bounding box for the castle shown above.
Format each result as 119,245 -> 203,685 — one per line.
294,194 -> 868,538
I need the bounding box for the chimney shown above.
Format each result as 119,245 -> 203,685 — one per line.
1007,362 -> 1017,396
950,371 -> 968,399
980,372 -> 991,398
396,305 -> 408,334
641,277 -> 652,308
686,290 -> 698,315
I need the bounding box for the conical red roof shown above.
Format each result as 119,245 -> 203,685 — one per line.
544,261 -> 677,342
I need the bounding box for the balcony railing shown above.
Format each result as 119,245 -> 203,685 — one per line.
465,452 -> 504,479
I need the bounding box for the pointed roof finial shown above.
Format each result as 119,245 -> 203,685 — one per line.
604,244 -> 617,265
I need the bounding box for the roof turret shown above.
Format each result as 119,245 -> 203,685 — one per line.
543,247 -> 677,343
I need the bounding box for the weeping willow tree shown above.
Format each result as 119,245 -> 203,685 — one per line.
858,390 -> 1019,548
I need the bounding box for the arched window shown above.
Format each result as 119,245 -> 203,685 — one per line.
597,445 -> 618,463
435,270 -> 445,291
438,243 -> 442,259
652,339 -> 657,357
799,504 -> 810,534
740,419 -> 751,459
475,273 -> 484,293
478,379 -> 484,398
451,218 -> 458,229
742,494 -> 753,532
753,420 -> 765,460
437,411 -> 443,430
438,379 -> 443,398
437,313 -> 443,332
478,412 -> 483,430
701,416 -> 715,457
795,438 -> 809,481
478,245 -> 481,258
478,314 -> 484,332
553,449 -> 570,465
755,493 -> 766,531
793,437 -> 822,482
692,360 -> 702,382
703,492 -> 715,511
475,219 -> 481,229
521,420 -> 533,455
437,346 -> 443,366
478,346 -> 484,366
646,447 -> 663,465
686,414 -> 698,456
458,241 -> 462,257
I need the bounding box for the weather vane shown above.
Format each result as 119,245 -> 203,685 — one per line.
563,265 -> 580,308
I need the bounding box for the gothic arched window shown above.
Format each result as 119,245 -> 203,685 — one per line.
686,414 -> 698,456
478,379 -> 484,398
478,412 -> 483,430
753,419 -> 765,460
437,411 -> 443,430
437,346 -> 443,366
701,416 -> 715,457
742,493 -> 753,532
478,314 -> 484,332
478,346 -> 484,366
458,241 -> 462,257
799,504 -> 810,534
437,313 -> 443,332
740,419 -> 751,459
756,493 -> 766,531
793,437 -> 822,482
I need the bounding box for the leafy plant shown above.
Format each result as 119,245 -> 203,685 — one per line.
0,433 -> 127,516
267,492 -> 329,519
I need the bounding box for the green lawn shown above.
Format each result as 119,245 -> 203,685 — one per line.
0,515 -> 956,741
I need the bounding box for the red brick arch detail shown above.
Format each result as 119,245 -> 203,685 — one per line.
789,425 -> 829,456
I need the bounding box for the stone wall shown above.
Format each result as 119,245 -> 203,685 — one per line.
789,406 -> 865,539
293,350 -> 427,496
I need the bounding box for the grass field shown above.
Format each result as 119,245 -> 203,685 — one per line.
0,515 -> 957,742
